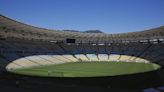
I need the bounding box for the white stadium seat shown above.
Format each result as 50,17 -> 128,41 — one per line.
62,55 -> 78,62
25,56 -> 53,65
109,54 -> 120,62
52,55 -> 72,62
98,54 -> 109,61
119,55 -> 131,62
86,54 -> 98,61
75,54 -> 88,61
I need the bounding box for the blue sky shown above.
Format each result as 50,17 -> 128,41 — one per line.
0,0 -> 164,33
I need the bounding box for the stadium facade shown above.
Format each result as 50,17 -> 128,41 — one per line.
0,14 -> 164,92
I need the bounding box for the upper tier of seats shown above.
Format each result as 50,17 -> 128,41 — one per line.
0,14 -> 164,43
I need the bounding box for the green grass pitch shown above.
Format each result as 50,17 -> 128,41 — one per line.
9,62 -> 161,77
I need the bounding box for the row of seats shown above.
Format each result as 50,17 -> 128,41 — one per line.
1,15 -> 164,43
6,54 -> 149,70
1,40 -> 164,67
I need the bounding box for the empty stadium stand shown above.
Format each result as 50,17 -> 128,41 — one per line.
0,14 -> 164,92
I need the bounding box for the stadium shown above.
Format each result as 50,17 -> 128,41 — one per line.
0,14 -> 164,92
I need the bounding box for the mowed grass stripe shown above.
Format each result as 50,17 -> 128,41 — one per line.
10,62 -> 161,77
13,65 -> 116,77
